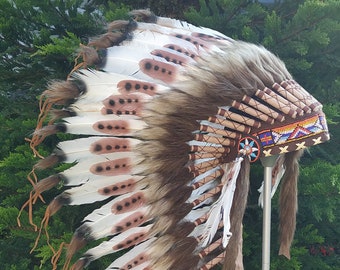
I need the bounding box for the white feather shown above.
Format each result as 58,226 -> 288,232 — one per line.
61,152 -> 135,186
123,30 -> 198,59
73,70 -> 169,105
82,225 -> 152,262
154,15 -> 233,42
57,137 -> 140,163
187,180 -> 218,203
62,113 -> 147,136
221,158 -> 242,247
200,157 -> 243,247
106,238 -> 155,269
189,223 -> 206,239
72,69 -> 169,104
200,201 -> 222,247
103,46 -> 183,83
192,196 -> 215,210
136,22 -> 227,52
70,92 -> 151,115
184,206 -> 211,223
82,207 -> 149,240
64,175 -> 144,204
83,190 -> 147,221
190,167 -> 221,185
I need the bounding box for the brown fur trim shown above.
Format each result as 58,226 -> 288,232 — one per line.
65,235 -> 87,270
49,108 -> 76,121
34,154 -> 60,170
152,237 -> 199,270
150,208 -> 195,237
42,80 -> 81,105
88,32 -> 123,49
78,44 -> 100,66
129,9 -> 156,23
222,159 -> 250,270
107,20 -> 130,31
279,149 -> 304,259
33,175 -> 61,194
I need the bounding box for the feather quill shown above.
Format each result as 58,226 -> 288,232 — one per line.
201,157 -> 243,247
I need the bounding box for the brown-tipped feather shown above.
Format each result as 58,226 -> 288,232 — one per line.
33,175 -> 61,194
46,194 -> 69,217
29,124 -> 66,153
129,9 -> 156,23
88,32 -> 123,49
65,234 -> 88,269
50,109 -> 76,121
222,159 -> 250,270
43,80 -> 80,105
34,154 -> 60,170
32,124 -> 61,140
107,20 -> 130,31
279,150 -> 304,259
79,44 -> 100,66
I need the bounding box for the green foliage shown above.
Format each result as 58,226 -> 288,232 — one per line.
185,0 -> 267,41
299,159 -> 340,222
100,2 -> 132,22
32,31 -> 81,63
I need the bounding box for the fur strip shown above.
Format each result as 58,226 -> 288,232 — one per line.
278,149 -> 304,259
222,159 -> 250,270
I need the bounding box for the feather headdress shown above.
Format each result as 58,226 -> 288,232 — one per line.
22,9 -> 329,270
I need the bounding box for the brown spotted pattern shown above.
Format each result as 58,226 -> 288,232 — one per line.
112,230 -> 148,251
98,178 -> 136,196
90,157 -> 131,176
90,138 -> 131,154
164,44 -> 197,59
117,80 -> 157,96
121,252 -> 148,270
151,49 -> 190,66
139,59 -> 177,84
111,211 -> 146,234
93,120 -> 130,135
101,94 -> 142,116
111,191 -> 146,214
173,33 -> 209,49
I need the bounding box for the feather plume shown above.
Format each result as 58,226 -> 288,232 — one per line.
106,238 -> 155,269
103,46 -> 184,84
60,175 -> 144,204
74,224 -> 152,267
201,157 -> 243,247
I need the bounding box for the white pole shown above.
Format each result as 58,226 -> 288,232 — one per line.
260,155 -> 278,270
